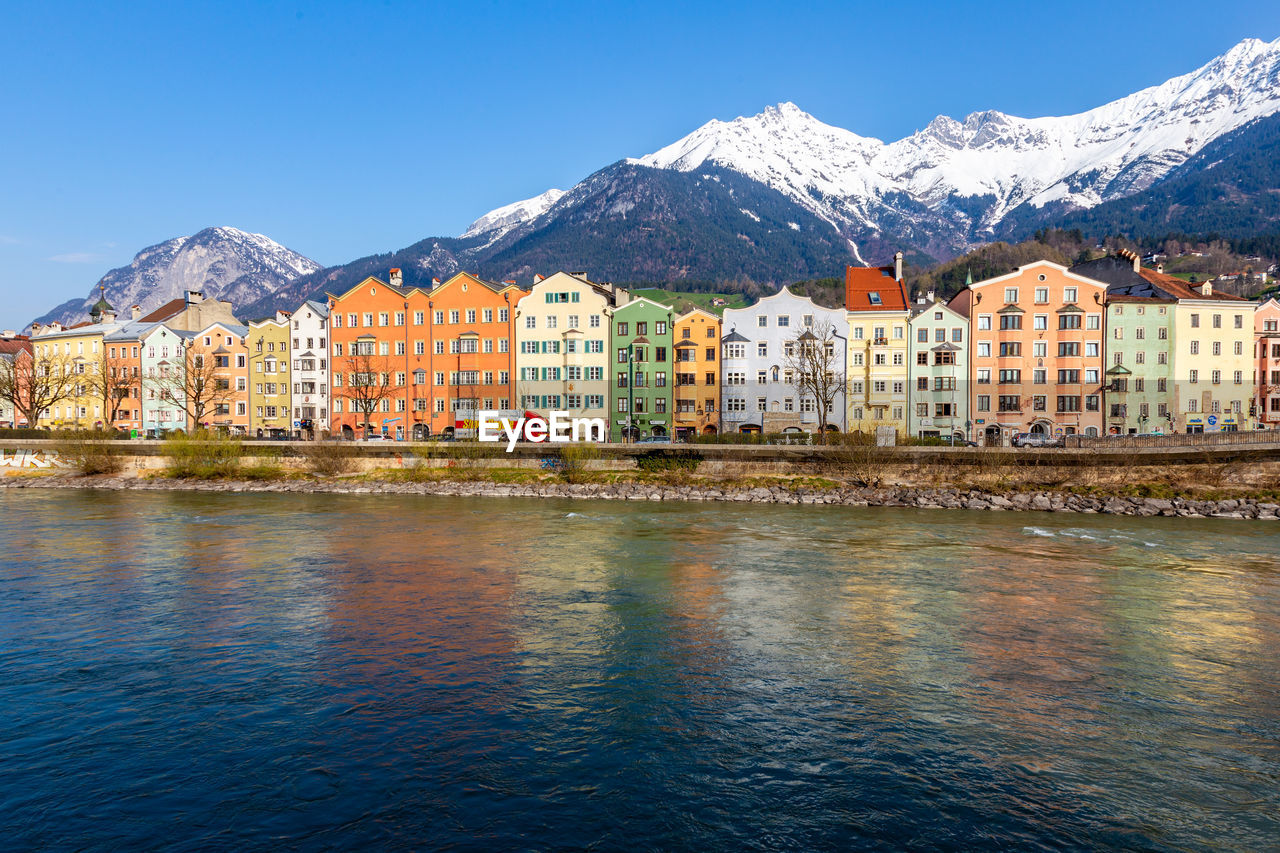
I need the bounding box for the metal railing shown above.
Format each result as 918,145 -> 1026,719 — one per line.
1066,429 -> 1280,449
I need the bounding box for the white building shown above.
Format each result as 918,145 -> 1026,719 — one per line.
290,300 -> 330,437
720,287 -> 849,435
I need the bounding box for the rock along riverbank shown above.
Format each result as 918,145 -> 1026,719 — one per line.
4,474 -> 1277,519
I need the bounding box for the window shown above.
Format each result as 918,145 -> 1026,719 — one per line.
977,342 -> 991,358
776,316 -> 789,328
1057,396 -> 1081,413
1034,287 -> 1049,304
1190,314 -> 1200,328
1235,314 -> 1244,329
1190,341 -> 1199,355
977,395 -> 990,412
999,314 -> 1022,330
998,369 -> 1021,384
1033,314 -> 1048,331
1004,288 -> 1018,304
1189,370 -> 1199,384
917,352 -> 928,365
1058,342 -> 1080,357
976,369 -> 991,384
978,315 -> 992,331
1058,369 -> 1080,384
1059,314 -> 1082,330
1063,288 -> 1077,304
1212,314 -> 1222,329
998,342 -> 1021,357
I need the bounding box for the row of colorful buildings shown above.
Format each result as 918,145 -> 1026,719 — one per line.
5,250 -> 1279,443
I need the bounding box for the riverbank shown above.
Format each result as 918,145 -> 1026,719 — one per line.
6,471 -> 1277,519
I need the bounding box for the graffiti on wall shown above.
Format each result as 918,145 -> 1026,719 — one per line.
0,449 -> 70,468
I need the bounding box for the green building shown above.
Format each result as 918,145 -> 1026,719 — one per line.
1105,296 -> 1175,434
609,297 -> 675,440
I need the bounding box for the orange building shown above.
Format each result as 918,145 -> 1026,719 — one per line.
424,273 -> 522,437
950,261 -> 1106,444
192,322 -> 250,433
328,269 -> 431,440
673,308 -> 721,438
1255,298 -> 1280,427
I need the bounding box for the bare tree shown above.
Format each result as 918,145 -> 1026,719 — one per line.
0,347 -> 79,428
784,322 -> 846,440
87,345 -> 139,427
339,345 -> 395,436
148,340 -> 235,431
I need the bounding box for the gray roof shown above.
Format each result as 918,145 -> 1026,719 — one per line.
721,330 -> 749,344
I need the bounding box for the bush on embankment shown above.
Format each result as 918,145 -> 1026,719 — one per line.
54,430 -> 127,475
163,431 -> 242,479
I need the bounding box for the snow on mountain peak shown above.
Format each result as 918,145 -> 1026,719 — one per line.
462,188 -> 566,240
625,36 -> 1280,239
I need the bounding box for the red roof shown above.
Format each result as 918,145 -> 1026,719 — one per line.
1137,268 -> 1249,302
845,265 -> 908,311
139,299 -> 187,322
0,338 -> 31,357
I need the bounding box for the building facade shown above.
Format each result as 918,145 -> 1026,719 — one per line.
290,300 -> 330,438
249,313 -> 292,437
194,322 -> 250,433
1255,299 -> 1280,428
328,270 -> 430,439
673,308 -> 721,438
906,298 -> 968,440
720,287 -> 848,435
951,261 -> 1106,444
140,325 -> 195,436
514,272 -> 626,427
1103,297 -> 1175,434
609,297 -> 675,440
426,273 -> 520,438
845,256 -> 911,434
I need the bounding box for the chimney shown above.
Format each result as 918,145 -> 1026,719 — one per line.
29,323 -> 41,335
533,273 -> 546,285
389,268 -> 403,288
131,305 -> 142,320
1156,263 -> 1164,274
276,310 -> 291,323
431,277 -> 441,288
101,307 -> 117,325
186,289 -> 204,305
1200,282 -> 1213,296
893,251 -> 903,282
927,290 -> 935,303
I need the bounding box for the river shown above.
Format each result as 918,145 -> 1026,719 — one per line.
1,490 -> 1277,850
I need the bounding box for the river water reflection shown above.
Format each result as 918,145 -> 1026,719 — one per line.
1,490 -> 1277,850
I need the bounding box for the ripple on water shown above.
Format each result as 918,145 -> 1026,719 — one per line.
0,490 -> 1277,850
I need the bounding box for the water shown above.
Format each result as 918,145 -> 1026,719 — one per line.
1,490 -> 1278,851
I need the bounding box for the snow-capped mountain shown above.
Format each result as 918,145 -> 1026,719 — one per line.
627,36 -> 1280,250
34,227 -> 321,327
462,188 -> 565,242
241,36 -> 1280,315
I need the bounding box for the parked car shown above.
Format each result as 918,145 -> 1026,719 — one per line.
1012,432 -> 1062,448
360,434 -> 394,442
636,435 -> 672,443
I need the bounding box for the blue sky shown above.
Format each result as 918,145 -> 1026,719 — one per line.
2,0 -> 1278,327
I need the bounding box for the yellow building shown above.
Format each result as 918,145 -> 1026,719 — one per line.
1166,278 -> 1256,432
29,298 -> 118,429
673,307 -> 721,438
844,257 -> 911,435
248,312 -> 292,437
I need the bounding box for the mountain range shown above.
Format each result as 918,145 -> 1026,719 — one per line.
33,36 -> 1280,325
34,227 -> 320,328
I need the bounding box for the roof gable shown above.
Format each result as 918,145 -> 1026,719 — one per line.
845,264 -> 908,312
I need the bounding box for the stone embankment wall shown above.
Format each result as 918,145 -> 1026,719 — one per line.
7,476 -> 1276,519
